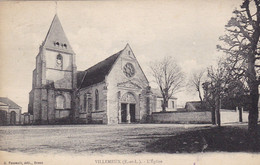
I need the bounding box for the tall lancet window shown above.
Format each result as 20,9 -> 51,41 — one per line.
56,54 -> 63,69
95,89 -> 99,111
84,94 -> 87,112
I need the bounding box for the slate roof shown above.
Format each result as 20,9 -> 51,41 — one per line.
42,14 -> 74,54
185,101 -> 203,111
78,50 -> 123,89
0,97 -> 21,109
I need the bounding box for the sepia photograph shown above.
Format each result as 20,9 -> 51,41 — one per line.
0,0 -> 260,164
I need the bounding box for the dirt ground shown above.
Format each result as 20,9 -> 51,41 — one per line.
0,124 -> 210,155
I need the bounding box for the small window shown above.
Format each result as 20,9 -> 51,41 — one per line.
64,44 -> 67,48
55,42 -> 60,46
172,101 -> 175,108
128,50 -> 131,55
95,89 -> 99,110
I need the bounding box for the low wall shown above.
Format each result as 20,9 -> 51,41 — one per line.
220,109 -> 248,123
91,111 -> 106,124
151,111 -> 212,124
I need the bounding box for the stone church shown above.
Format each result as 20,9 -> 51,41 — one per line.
28,15 -> 177,124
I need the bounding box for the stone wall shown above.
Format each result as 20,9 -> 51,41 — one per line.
79,82 -> 107,123
151,111 -> 212,124
220,109 -> 249,123
21,114 -> 34,125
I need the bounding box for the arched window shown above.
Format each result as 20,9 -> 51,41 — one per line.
95,89 -> 99,110
56,54 -> 63,69
56,95 -> 65,109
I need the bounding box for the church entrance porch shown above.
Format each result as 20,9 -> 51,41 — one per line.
120,103 -> 136,123
119,92 -> 138,124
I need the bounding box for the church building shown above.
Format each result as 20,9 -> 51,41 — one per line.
28,15 -> 176,124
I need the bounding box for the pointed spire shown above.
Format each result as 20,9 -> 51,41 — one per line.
42,14 -> 74,54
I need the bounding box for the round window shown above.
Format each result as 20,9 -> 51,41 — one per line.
123,63 -> 135,78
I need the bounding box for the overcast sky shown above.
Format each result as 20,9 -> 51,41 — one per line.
0,0 -> 241,112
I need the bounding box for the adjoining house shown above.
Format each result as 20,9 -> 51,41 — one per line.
152,89 -> 177,112
185,101 -> 204,111
0,97 -> 22,125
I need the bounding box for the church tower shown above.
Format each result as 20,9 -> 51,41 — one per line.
28,15 -> 77,124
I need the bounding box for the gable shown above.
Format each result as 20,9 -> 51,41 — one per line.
117,81 -> 142,90
119,44 -> 149,83
107,44 -> 149,87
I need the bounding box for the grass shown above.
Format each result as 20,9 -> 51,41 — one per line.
146,125 -> 260,153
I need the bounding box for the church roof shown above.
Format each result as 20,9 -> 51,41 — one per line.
78,49 -> 123,89
42,14 -> 74,54
0,97 -> 21,109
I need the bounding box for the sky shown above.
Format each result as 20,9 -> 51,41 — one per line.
0,0 -> 241,112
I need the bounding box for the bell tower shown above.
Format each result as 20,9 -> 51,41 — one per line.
28,15 -> 77,124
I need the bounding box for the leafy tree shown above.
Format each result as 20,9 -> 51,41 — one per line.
221,80 -> 248,110
217,0 -> 260,134
150,56 -> 185,111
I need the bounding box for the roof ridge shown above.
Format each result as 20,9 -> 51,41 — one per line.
0,97 -> 21,108
42,14 -> 58,46
78,48 -> 124,89
84,49 -> 123,72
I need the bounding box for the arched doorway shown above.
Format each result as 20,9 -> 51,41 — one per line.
120,92 -> 137,123
10,111 -> 16,125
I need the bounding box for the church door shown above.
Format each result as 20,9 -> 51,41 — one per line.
130,104 -> 136,123
121,103 -> 127,123
10,111 -> 16,125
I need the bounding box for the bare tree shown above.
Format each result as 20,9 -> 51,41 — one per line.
217,0 -> 260,134
189,70 -> 205,109
150,56 -> 185,112
203,59 -> 233,126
